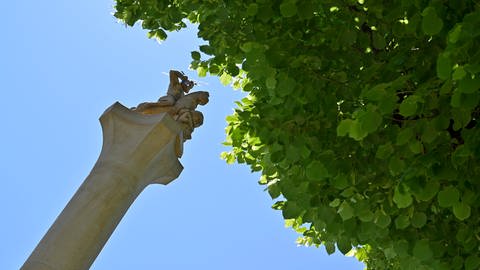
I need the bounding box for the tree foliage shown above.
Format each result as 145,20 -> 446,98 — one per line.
113,0 -> 480,269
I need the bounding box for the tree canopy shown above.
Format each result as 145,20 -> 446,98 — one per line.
113,0 -> 480,269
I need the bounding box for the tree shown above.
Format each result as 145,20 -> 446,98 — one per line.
113,1 -> 480,269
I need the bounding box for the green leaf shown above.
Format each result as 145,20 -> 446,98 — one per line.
362,84 -> 386,101
277,76 -> 296,97
325,242 -> 336,255
421,122 -> 438,143
396,127 -> 413,145
348,120 -> 368,141
453,202 -> 471,220
280,0 -> 297,18
408,140 -> 423,154
379,94 -> 398,114
399,96 -> 418,117
465,64 -> 480,74
240,42 -> 254,53
393,240 -> 409,258
383,247 -> 397,260
437,186 -> 460,208
271,201 -> 285,210
266,76 -> 276,89
452,108 -> 471,131
197,66 -> 207,77
448,24 -> 462,44
465,255 -> 480,270
209,64 -> 220,75
199,44 -> 214,55
389,156 -> 405,176
154,29 -> 168,41
270,148 -> 284,163
463,92 -> 480,110
331,174 -> 349,190
413,239 -> 433,261
359,110 -> 382,133
357,207 -> 374,222
337,119 -> 353,136
411,212 -> 427,228
267,183 -> 281,199
393,185 -> 413,208
452,145 -> 471,167
226,63 -> 240,76
338,201 -> 355,220
337,238 -> 352,255
246,3 -> 258,16
284,219 -> 295,228
146,30 -> 156,39
458,76 -> 480,94
375,211 -> 391,229
452,66 -> 466,80
329,198 -> 341,207
306,161 -> 329,181
282,201 -> 302,219
436,54 -> 453,80
219,72 -> 232,86
440,80 -> 453,95
376,143 -> 394,159
191,51 -> 201,61
416,181 -> 439,201
421,7 -> 443,35
395,215 -> 410,229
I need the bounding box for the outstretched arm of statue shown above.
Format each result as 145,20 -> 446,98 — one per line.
169,70 -> 187,85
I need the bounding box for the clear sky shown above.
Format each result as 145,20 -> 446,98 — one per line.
1,1 -> 364,269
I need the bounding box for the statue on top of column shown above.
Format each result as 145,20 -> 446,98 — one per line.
133,70 -> 209,141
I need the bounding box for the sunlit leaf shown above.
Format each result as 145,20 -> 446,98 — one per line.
337,119 -> 353,137
220,72 -> 232,86
338,201 -> 355,221
393,185 -> 413,208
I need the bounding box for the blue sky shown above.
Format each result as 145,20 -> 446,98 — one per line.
1,1 -> 364,269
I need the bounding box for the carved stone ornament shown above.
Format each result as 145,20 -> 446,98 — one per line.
132,70 -> 209,142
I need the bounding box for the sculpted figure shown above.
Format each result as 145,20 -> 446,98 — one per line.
158,70 -> 195,106
175,111 -> 204,140
132,70 -> 209,141
171,91 -> 209,114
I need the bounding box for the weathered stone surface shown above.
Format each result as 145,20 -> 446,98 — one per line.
21,102 -> 184,270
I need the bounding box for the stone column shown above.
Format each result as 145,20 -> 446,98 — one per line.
21,102 -> 184,270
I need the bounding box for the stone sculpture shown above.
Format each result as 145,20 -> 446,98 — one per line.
133,70 -> 209,141
21,70 -> 209,270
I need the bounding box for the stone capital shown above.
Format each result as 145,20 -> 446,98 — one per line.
22,102 -> 185,270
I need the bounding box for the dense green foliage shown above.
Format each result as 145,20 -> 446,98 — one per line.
113,0 -> 480,269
